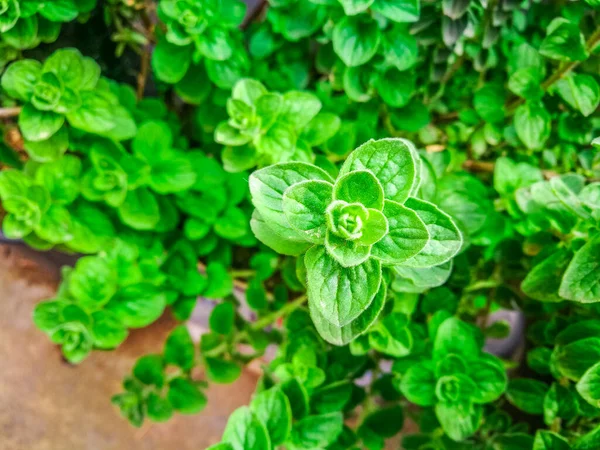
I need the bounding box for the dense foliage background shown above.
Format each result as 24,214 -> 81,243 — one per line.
1,0 -> 600,448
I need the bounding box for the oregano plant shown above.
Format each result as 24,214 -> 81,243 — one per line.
1,1 -> 600,449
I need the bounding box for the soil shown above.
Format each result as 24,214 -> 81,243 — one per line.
0,243 -> 258,450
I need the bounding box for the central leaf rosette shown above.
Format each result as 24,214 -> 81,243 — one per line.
249,138 -> 463,345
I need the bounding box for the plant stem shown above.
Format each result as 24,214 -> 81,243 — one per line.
229,269 -> 256,279
463,159 -> 559,179
251,295 -> 307,331
505,24 -> 600,114
0,106 -> 22,119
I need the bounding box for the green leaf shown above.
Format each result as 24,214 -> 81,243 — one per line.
168,377 -> 207,414
3,16 -> 38,50
554,337 -> 600,381
339,138 -> 419,203
371,0 -> 420,22
522,248 -> 572,302
164,325 -> 195,371
33,299 -> 67,333
69,256 -> 117,310
540,18 -> 587,62
250,162 -> 334,241
508,67 -> 544,100
279,91 -> 322,129
38,0 -> 78,22
333,16 -> 381,67
105,283 -> 167,328
559,234 -> 600,303
209,302 -> 235,335
222,406 -> 271,450
369,312 -> 413,357
533,431 -> 571,450
300,112 -> 341,146
577,361 -> 600,408
175,63 -> 211,104
36,203 -> 73,243
117,187 -> 160,230
400,361 -> 437,406
493,156 -> 543,196
310,381 -> 353,414
281,378 -> 310,419
305,245 -> 382,327
232,78 -> 267,106
1,59 -> 41,101
91,310 -> 128,349
205,52 -> 249,90
383,28 -> 418,71
0,0 -> 19,32
151,38 -> 192,84
375,68 -> 415,108
197,27 -> 234,61
19,104 -> 64,142
42,48 -> 84,89
334,170 -> 385,210
544,383 -> 578,426
24,125 -> 69,162
514,101 -> 551,150
467,355 -> 507,404
250,211 -> 312,256
203,262 -> 233,299
474,83 -> 505,124
290,412 -> 344,449
206,444 -> 234,450
401,198 -> 461,268
146,392 -> 174,423
555,74 -> 599,117
310,280 -> 387,346
205,357 -> 242,384
393,261 -> 453,293
370,199 -> 428,265
362,405 -> 404,438
436,402 -> 482,442
133,355 -> 165,386
67,91 -> 134,136
433,317 -> 480,360
250,387 -> 292,445
506,378 -> 548,414
282,180 -> 332,244
339,0 -> 374,15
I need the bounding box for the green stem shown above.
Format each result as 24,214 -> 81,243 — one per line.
203,295 -> 308,358
505,24 -> 600,114
251,295 -> 307,331
229,269 -> 256,278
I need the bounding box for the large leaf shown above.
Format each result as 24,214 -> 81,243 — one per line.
305,245 -> 381,327
401,198 -> 462,268
310,280 -> 386,346
250,162 -> 333,241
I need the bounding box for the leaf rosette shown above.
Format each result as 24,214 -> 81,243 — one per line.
249,138 -> 462,344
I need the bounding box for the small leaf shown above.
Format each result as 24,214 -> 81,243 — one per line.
506,378 -> 548,414
333,16 -> 381,67
339,138 -> 419,204
168,378 -> 207,414
164,325 -> 195,371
